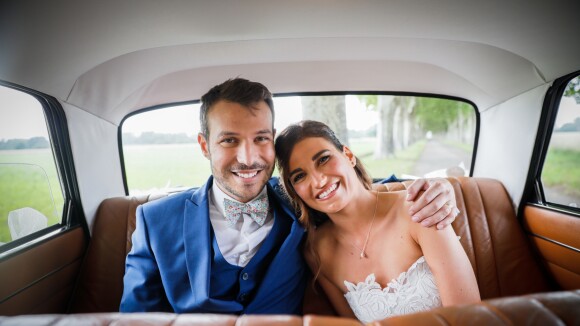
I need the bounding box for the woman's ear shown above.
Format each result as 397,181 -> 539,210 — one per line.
343,145 -> 356,167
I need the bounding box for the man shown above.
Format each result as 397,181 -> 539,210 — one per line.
120,78 -> 459,314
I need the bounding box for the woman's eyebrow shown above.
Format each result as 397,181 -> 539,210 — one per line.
288,149 -> 330,178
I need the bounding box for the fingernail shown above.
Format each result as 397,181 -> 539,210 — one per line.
437,224 -> 444,230
421,220 -> 429,227
406,194 -> 412,200
412,216 -> 420,222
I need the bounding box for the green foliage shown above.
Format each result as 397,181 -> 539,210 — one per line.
356,95 -> 378,111
414,98 -> 472,133
542,148 -> 580,197
563,76 -> 580,104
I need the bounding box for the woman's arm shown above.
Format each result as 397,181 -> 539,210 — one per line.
412,221 -> 481,306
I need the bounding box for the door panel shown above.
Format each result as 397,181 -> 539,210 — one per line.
523,205 -> 580,289
0,227 -> 86,315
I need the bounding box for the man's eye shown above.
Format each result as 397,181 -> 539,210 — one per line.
220,138 -> 237,145
256,136 -> 271,143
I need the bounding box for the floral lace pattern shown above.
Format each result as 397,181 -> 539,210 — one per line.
344,256 -> 441,323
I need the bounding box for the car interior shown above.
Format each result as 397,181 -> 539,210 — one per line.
0,1 -> 579,325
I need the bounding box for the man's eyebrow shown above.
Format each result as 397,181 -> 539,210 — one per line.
288,149 -> 329,178
217,131 -> 239,138
256,129 -> 273,135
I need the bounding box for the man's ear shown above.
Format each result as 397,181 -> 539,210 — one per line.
198,133 -> 210,159
343,145 -> 356,166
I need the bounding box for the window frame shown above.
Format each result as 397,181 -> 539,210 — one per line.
0,81 -> 87,257
522,71 -> 580,215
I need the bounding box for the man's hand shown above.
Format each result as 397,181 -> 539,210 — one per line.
406,178 -> 460,229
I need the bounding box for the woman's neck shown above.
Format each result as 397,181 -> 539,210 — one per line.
328,187 -> 379,238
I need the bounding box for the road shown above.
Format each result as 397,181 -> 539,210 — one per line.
412,139 -> 472,177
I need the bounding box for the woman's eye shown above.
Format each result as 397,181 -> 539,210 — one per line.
292,173 -> 305,184
319,155 -> 330,164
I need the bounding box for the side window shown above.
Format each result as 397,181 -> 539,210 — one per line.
0,85 -> 65,246
541,76 -> 580,208
121,95 -> 477,195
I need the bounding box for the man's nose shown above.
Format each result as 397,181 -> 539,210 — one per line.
237,142 -> 258,165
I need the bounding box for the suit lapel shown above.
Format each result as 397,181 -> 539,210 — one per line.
183,177 -> 213,305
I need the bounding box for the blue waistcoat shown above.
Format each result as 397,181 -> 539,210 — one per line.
120,176 -> 307,314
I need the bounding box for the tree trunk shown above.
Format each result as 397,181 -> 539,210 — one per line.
301,96 -> 349,146
374,95 -> 396,158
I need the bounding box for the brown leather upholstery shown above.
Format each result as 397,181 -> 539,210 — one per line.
3,290 -> 579,325
69,177 -> 553,316
373,290 -> 580,326
523,205 -> 580,289
69,194 -> 167,312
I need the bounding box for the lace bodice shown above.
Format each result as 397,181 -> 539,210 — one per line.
344,256 -> 441,323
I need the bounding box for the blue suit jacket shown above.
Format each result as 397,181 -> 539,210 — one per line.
120,176 -> 307,314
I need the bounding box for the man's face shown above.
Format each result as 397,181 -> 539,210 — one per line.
198,100 -> 276,203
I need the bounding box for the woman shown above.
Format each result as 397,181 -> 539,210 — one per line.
275,120 -> 480,323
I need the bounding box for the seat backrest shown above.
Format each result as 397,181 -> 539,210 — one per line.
389,177 -> 552,298
69,177 -> 553,313
69,194 -> 167,312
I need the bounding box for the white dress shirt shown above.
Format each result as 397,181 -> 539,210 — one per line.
209,185 -> 274,267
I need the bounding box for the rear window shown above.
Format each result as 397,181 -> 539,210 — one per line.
121,94 -> 477,195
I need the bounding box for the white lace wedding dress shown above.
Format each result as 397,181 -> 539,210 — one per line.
344,256 -> 442,323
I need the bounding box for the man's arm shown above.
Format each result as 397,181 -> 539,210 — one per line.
406,178 -> 460,229
120,205 -> 171,312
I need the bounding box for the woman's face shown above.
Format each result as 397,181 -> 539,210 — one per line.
287,137 -> 360,214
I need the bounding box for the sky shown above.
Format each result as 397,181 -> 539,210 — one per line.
0,86 -> 49,140
121,95 -> 377,137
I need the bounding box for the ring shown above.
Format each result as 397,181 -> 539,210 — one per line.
453,207 -> 460,217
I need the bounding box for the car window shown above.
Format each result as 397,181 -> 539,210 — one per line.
0,85 -> 65,246
121,94 -> 477,195
541,76 -> 580,208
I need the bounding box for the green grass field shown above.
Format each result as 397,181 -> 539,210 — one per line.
542,148 -> 580,197
123,140 -> 426,193
0,149 -> 64,243
2,141 -> 577,244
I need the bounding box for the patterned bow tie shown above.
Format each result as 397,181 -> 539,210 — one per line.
223,193 -> 269,228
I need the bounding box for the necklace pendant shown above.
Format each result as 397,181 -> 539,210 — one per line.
360,251 -> 367,259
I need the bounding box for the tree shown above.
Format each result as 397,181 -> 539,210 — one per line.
301,96 -> 349,146
374,95 -> 396,158
564,76 -> 580,104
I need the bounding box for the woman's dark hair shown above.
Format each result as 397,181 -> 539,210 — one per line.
200,78 -> 274,137
275,120 -> 372,230
275,120 -> 372,286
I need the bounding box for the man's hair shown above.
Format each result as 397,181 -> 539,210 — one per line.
200,78 -> 275,136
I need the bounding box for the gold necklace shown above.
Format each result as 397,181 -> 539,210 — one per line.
344,190 -> 379,259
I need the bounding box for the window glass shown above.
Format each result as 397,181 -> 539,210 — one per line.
0,85 -> 64,246
541,76 -> 580,208
122,95 -> 476,195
